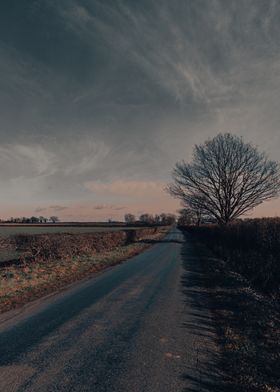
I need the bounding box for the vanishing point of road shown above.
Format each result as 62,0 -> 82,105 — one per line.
0,228 -> 222,392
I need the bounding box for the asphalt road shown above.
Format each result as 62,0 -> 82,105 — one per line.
0,228 -> 222,392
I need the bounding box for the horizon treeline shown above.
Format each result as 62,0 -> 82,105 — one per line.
124,212 -> 176,226
1,216 -> 60,224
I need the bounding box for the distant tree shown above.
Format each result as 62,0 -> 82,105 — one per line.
177,208 -> 195,226
21,217 -> 29,223
159,213 -> 167,225
154,214 -> 161,224
30,216 -> 39,223
160,213 -> 176,225
49,216 -> 59,223
179,200 -> 213,226
124,213 -> 136,224
139,213 -> 155,225
168,133 -> 280,225
13,217 -> 21,223
182,195 -> 213,225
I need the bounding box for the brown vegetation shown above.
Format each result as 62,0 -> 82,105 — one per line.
182,218 -> 280,298
0,227 -> 167,313
189,238 -> 280,392
10,228 -> 158,264
180,218 -> 280,390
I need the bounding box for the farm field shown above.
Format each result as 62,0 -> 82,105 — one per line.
0,225 -> 143,237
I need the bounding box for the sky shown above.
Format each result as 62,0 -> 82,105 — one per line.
0,0 -> 280,221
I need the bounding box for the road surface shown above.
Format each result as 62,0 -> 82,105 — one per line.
0,228 -> 222,392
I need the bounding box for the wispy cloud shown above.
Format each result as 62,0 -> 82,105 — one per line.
0,143 -> 55,181
59,0 -> 280,116
61,139 -> 110,176
0,1 -> 280,218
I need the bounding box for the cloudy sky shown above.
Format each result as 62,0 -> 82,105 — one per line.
0,0 -> 280,221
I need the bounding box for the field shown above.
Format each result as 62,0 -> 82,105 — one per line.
0,224 -> 141,237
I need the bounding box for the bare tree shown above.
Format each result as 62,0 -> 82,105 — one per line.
154,214 -> 161,224
160,213 -> 176,225
30,216 -> 40,223
124,213 -> 136,224
181,195 -> 214,225
49,216 -> 59,223
139,213 -> 155,225
177,208 -> 194,226
168,133 -> 280,225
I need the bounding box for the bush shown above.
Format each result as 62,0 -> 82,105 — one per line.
182,218 -> 280,297
13,227 -> 160,264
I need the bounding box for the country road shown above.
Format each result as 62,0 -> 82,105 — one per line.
0,228 -> 222,392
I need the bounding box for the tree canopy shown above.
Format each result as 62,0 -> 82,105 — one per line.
168,133 -> 280,225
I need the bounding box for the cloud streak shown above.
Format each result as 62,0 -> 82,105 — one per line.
35,205 -> 69,213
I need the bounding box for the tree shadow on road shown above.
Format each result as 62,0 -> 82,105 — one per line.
179,232 -> 227,392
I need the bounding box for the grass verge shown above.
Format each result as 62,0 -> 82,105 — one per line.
193,239 -> 280,392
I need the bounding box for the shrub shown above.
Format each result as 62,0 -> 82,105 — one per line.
13,227 -> 160,264
182,218 -> 280,297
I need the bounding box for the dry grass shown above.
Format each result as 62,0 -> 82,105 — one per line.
189,237 -> 280,392
0,228 -> 168,313
0,224 -> 144,237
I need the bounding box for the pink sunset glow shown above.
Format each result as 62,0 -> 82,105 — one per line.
1,178 -> 279,222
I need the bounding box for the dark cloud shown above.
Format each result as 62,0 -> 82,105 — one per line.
93,205 -> 125,211
35,205 -> 69,213
48,205 -> 69,211
0,0 -> 280,217
93,205 -> 107,210
34,207 -> 46,213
